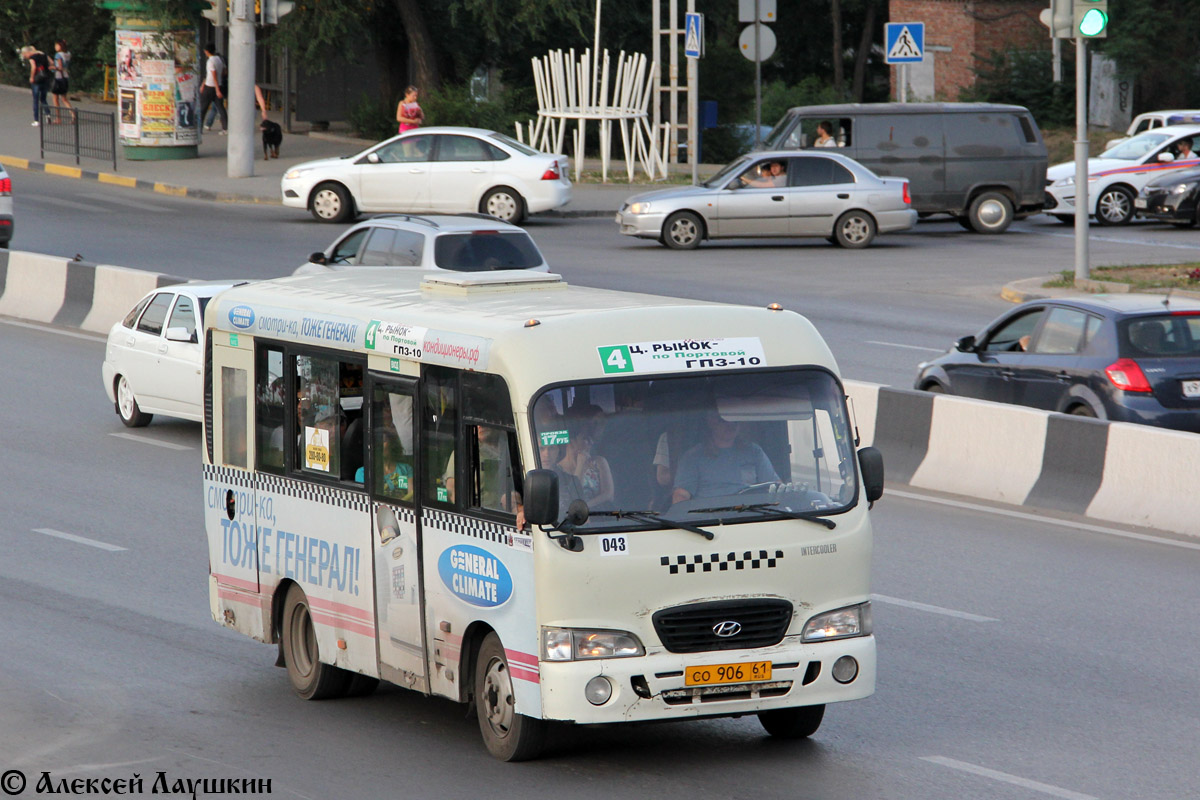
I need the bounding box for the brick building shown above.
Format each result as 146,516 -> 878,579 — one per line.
889,0 -> 1050,100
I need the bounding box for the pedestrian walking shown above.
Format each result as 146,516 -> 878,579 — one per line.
20,45 -> 54,126
51,40 -> 73,113
396,86 -> 424,133
199,43 -> 227,134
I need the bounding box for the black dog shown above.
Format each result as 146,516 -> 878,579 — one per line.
260,119 -> 282,160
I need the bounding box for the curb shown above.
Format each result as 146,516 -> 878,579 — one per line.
0,153 -> 281,206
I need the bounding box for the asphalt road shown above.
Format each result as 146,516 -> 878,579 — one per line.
3,319 -> 1200,799
13,168 -> 1200,389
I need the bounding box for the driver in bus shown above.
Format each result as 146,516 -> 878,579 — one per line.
671,410 -> 779,504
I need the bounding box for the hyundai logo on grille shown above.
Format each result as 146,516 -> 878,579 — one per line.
712,620 -> 742,637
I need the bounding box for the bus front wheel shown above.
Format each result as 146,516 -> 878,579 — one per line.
281,584 -> 351,700
758,704 -> 825,739
474,632 -> 546,761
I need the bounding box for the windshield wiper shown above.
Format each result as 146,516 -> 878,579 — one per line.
589,510 -> 715,540
689,502 -> 837,529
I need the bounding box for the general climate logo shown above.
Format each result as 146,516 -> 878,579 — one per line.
227,305 -> 255,330
438,545 -> 513,608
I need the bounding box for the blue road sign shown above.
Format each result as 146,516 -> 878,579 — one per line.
685,13 -> 703,58
885,22 -> 925,64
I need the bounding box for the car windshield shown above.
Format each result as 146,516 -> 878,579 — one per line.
433,231 -> 543,270
1119,313 -> 1200,357
489,132 -> 540,156
762,112 -> 797,150
1098,132 -> 1172,161
703,156 -> 754,188
531,369 -> 857,531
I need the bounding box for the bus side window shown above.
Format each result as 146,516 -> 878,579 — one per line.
294,353 -> 347,479
256,346 -> 286,472
469,425 -> 519,517
423,366 -> 459,506
370,386 -> 415,502
222,366 -> 248,468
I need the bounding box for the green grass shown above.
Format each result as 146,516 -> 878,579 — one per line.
1044,264 -> 1200,290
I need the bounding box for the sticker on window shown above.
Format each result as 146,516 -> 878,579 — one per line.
304,426 -> 331,472
539,430 -> 569,446
598,338 -> 766,374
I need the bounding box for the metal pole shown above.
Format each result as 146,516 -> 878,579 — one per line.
73,107 -> 81,165
687,0 -> 697,184
1052,37 -> 1062,83
652,0 -> 660,158
1074,36 -> 1089,282
754,2 -> 761,145
227,13 -> 256,178
669,0 -> 678,164
900,64 -> 907,103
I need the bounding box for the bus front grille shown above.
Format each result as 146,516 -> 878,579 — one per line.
652,599 -> 793,653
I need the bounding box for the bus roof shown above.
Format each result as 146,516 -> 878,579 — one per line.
208,270 -> 839,405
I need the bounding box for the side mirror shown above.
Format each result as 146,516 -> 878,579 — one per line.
954,335 -> 976,353
1158,151 -> 1175,162
857,446 -> 884,504
523,469 -> 560,526
366,152 -> 381,164
309,251 -> 328,265
165,326 -> 192,343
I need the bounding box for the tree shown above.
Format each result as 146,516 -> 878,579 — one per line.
1099,0 -> 1200,110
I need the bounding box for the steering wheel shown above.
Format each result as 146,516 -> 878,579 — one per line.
736,482 -> 779,495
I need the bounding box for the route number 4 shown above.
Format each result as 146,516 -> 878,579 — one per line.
598,345 -> 635,374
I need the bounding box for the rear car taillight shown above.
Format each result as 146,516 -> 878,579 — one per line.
902,181 -> 911,205
541,165 -> 560,180
1105,358 -> 1153,393
0,177 -> 11,196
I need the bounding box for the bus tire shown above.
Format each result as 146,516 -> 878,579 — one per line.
345,673 -> 380,697
474,632 -> 546,761
115,374 -> 152,427
757,704 -> 825,739
281,584 -> 351,700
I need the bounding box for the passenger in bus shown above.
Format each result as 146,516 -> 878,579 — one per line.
671,411 -> 779,503
556,410 -> 614,509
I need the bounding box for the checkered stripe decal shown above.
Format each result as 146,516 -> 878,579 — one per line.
204,464 -> 254,488
660,549 -> 784,575
256,472 -> 371,513
375,502 -> 416,525
424,508 -> 510,543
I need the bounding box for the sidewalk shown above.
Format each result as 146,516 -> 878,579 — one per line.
0,83 -> 708,215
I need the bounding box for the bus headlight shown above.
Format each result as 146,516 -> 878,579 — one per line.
802,602 -> 873,642
541,627 -> 645,661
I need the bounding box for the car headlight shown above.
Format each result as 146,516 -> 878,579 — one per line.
1171,182 -> 1196,195
629,201 -> 652,214
283,168 -> 310,181
1052,176 -> 1074,187
802,602 -> 873,642
541,627 -> 645,661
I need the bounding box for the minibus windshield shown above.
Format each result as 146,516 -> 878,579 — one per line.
532,369 -> 857,531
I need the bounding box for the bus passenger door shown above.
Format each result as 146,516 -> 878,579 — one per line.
367,376 -> 427,689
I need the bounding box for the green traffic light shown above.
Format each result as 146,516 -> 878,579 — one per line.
1078,7 -> 1107,35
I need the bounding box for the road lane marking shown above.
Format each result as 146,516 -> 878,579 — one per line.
32,529 -> 126,552
921,756 -> 1097,800
27,195 -> 114,213
0,318 -> 105,342
865,340 -> 944,352
82,192 -> 173,212
1029,228 -> 1200,251
871,594 -> 998,622
889,489 -> 1200,552
108,432 -> 193,451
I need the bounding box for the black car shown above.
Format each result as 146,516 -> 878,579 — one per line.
915,296 -> 1200,432
1136,166 -> 1200,227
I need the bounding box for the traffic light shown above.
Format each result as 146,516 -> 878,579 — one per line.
1073,0 -> 1108,38
1039,0 -> 1074,39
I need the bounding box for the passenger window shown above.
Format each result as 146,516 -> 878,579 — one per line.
136,292 -> 173,336
798,117 -> 852,148
376,135 -> 432,163
436,135 -> 490,162
983,309 -> 1044,352
256,347 -> 286,472
221,366 -> 248,468
167,295 -> 197,340
423,366 -> 459,506
360,228 -> 398,265
1030,307 -> 1088,355
330,229 -> 369,265
122,294 -> 153,328
469,425 -> 519,516
390,230 -> 425,266
485,142 -> 511,161
1017,115 -> 1038,144
294,354 -> 364,482
789,157 -> 836,187
1082,315 -> 1103,349
370,386 -> 415,503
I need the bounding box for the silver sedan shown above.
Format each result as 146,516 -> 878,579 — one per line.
616,150 -> 917,250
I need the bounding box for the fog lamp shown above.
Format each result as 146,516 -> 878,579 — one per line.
585,675 -> 613,705
832,656 -> 859,684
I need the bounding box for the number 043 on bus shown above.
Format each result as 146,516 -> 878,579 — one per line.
202,271 -> 884,761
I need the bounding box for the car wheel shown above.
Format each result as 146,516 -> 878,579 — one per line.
481,187 -> 525,223
115,374 -> 152,427
1053,214 -> 1073,225
662,211 -> 704,250
758,704 -> 825,739
833,210 -> 876,249
1068,404 -> 1096,418
309,183 -> 354,223
966,191 -> 1014,234
923,382 -> 946,394
1095,186 -> 1135,226
281,584 -> 352,700
475,632 -> 546,761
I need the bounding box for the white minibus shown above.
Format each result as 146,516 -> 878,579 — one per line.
202,270 -> 883,760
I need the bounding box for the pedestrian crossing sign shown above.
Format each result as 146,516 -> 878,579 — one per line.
885,22 -> 924,64
685,13 -> 703,59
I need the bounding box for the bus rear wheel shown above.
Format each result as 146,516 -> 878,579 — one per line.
474,632 -> 546,761
758,704 -> 825,739
281,584 -> 351,700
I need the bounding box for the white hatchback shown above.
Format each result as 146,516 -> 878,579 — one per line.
281,127 -> 571,224
102,281 -> 246,426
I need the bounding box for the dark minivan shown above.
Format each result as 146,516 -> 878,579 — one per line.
762,103 -> 1047,234
914,296 -> 1200,433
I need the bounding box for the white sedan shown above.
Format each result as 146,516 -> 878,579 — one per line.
102,281 -> 245,426
281,127 -> 571,224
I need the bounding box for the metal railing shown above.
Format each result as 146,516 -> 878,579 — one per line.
39,105 -> 117,171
